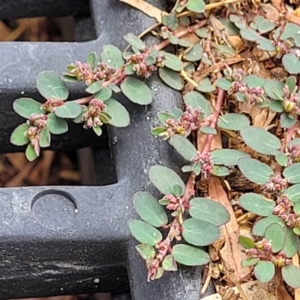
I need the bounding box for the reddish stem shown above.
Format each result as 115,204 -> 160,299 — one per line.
155,20 -> 208,51
201,88 -> 225,153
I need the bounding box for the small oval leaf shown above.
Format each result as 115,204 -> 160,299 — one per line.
238,157 -> 274,185
129,220 -> 162,246
172,244 -> 210,266
239,193 -> 274,216
218,113 -> 250,130
283,163 -> 300,184
265,223 -> 285,252
182,218 -> 220,246
254,261 -> 275,283
133,192 -> 168,227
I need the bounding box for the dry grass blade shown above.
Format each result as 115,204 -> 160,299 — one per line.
119,0 -> 166,22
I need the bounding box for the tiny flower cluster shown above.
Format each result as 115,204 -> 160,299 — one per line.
245,238 -> 291,267
161,194 -> 189,212
263,174 -> 288,194
125,51 -> 162,78
82,98 -> 108,129
273,195 -> 300,228
230,81 -> 265,104
26,113 -> 48,155
158,106 -> 204,139
68,61 -> 115,85
282,83 -> 300,115
42,98 -> 65,113
192,151 -> 214,178
286,144 -> 300,165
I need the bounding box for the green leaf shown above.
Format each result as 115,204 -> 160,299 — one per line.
242,258 -> 259,267
183,91 -> 210,116
218,113 -> 250,130
120,77 -> 152,105
286,76 -> 297,94
149,165 -> 185,196
108,83 -> 121,93
238,157 -> 274,185
280,112 -> 297,129
135,244 -> 155,260
186,0 -> 205,13
282,53 -> 300,74
10,123 -> 30,146
270,100 -> 284,112
101,45 -> 124,69
172,244 -> 210,266
240,28 -> 260,41
243,75 -> 265,88
265,223 -> 285,252
182,218 -> 220,246
105,98 -> 130,127
216,78 -> 232,91
159,67 -> 184,90
37,71 -> 69,100
275,152 -> 288,167
183,44 -> 203,62
182,165 -> 193,173
282,265 -> 300,288
195,28 -> 208,38
172,184 -> 183,197
189,197 -> 230,226
238,235 -> 255,249
212,166 -> 229,177
158,112 -> 173,124
87,52 -> 97,69
55,102 -> 82,119
39,128 -> 51,148
264,79 -> 284,100
254,261 -> 275,283
162,13 -> 179,30
129,220 -> 162,246
47,113 -> 68,134
161,52 -> 184,71
94,88 -> 112,101
284,184 -> 300,202
62,75 -> 77,83
283,163 -> 300,184
162,255 -> 177,271
281,227 -> 298,258
93,126 -> 102,136
240,126 -> 281,155
257,37 -> 275,51
133,192 -> 168,227
281,23 -> 300,41
252,215 -> 284,236
169,135 -> 198,161
256,17 -> 275,34
124,33 -> 145,50
13,98 -> 42,118
239,193 -> 274,216
85,81 -> 103,94
211,149 -> 250,166
26,144 -> 38,161
197,77 -> 215,93
200,126 -> 217,135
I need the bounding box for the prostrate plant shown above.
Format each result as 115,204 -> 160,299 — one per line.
9,0 -> 300,292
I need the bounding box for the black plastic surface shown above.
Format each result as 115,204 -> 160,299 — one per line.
0,0 -> 214,299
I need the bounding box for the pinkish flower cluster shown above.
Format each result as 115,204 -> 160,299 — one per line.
26,114 -> 48,155
282,84 -> 300,115
68,62 -> 115,85
230,81 -> 265,104
82,98 -> 107,129
245,238 -> 291,267
159,106 -> 204,139
192,151 -> 214,178
125,51 -> 162,78
273,195 -> 300,228
286,144 -> 300,165
263,174 -> 288,194
162,194 -> 189,212
231,68 -> 245,82
42,98 -> 65,113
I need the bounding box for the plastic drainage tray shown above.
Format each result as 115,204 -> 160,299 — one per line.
0,0 -> 210,299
